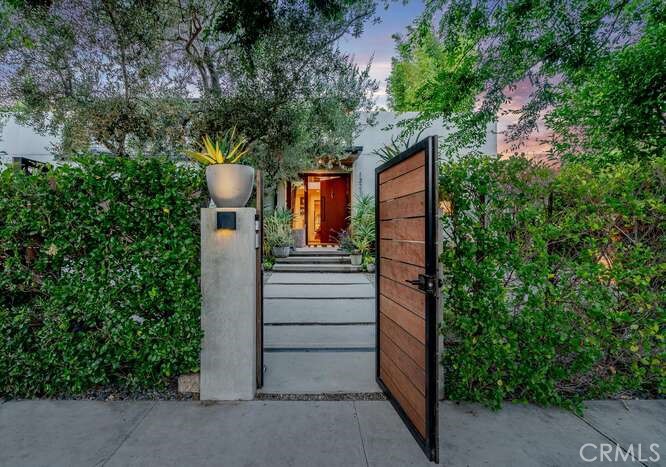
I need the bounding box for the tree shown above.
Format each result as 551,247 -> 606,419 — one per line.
1,1 -> 192,156
387,0 -> 664,161
546,14 -> 666,165
0,0 -> 378,172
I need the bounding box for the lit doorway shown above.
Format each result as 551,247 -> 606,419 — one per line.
287,173 -> 351,246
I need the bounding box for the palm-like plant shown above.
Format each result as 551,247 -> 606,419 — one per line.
186,127 -> 249,165
372,129 -> 425,162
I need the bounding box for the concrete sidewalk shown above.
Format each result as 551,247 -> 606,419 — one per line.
1,399 -> 663,467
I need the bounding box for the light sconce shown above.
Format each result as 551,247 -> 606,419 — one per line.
217,211 -> 236,230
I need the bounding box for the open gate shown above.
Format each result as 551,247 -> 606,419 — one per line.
375,136 -> 439,462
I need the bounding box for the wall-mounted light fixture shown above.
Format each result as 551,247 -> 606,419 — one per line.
217,211 -> 236,230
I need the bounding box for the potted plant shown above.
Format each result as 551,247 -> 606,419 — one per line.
365,257 -> 376,273
186,128 -> 254,207
265,208 -> 294,258
337,230 -> 363,266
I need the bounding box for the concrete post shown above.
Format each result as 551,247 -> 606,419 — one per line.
200,207 -> 257,400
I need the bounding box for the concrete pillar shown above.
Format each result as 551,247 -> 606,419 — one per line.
200,207 -> 257,400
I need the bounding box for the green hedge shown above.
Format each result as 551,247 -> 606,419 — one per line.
439,155 -> 665,409
0,156 -> 206,397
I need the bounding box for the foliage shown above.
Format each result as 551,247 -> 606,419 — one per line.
388,0 -> 664,159
348,194 -> 376,258
439,154 -> 665,409
336,229 -> 357,254
546,15 -> 666,166
186,129 -> 249,166
372,128 -> 424,162
0,156 -> 207,398
1,0 -> 377,184
264,208 -> 293,252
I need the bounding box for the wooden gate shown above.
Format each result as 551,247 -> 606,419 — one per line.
375,136 -> 439,462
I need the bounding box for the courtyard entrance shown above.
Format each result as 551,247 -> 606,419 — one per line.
261,247 -> 378,393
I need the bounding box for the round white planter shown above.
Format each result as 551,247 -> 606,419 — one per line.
272,246 -> 290,258
206,164 -> 255,208
350,254 -> 363,266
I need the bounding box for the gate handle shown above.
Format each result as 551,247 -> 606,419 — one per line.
405,274 -> 439,294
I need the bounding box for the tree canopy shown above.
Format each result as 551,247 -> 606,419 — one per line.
0,0 -> 378,183
387,0 -> 665,163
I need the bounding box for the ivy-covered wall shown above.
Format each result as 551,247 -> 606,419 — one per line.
0,157 -> 206,397
439,155 -> 665,409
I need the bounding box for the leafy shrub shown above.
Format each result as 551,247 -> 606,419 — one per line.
264,208 -> 293,252
349,194 -> 376,259
0,156 -> 207,397
439,155 -> 665,410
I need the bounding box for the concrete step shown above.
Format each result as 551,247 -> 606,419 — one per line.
267,272 -> 369,285
264,298 -> 375,324
264,283 -> 374,299
261,351 -> 380,394
272,263 -> 362,273
290,248 -> 346,257
275,256 -> 351,264
263,324 -> 375,350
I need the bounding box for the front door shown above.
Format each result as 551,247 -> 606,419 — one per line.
319,176 -> 350,243
375,136 -> 439,462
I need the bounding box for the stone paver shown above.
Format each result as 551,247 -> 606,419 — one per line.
262,352 -> 379,393
2,400 -> 663,467
264,283 -> 374,298
267,272 -> 370,284
264,298 -> 374,324
264,324 -> 374,349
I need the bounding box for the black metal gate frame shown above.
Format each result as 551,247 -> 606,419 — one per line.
374,136 -> 439,463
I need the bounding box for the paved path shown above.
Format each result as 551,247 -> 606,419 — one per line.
1,400 -> 663,467
262,271 -> 379,393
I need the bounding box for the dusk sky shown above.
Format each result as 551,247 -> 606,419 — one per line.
339,1 -> 551,156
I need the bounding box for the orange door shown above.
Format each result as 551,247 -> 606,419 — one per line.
319,176 -> 349,243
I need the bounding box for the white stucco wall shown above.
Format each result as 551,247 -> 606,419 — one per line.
0,118 -> 56,166
351,111 -> 497,199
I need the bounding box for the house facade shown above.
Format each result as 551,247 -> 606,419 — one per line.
276,111 -> 497,247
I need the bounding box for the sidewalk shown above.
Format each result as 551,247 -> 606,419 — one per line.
1,399 -> 663,467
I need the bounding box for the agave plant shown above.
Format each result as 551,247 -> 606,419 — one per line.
186,127 -> 249,165
372,128 -> 425,162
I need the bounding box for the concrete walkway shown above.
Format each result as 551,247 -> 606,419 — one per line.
1,399 -> 663,467
262,268 -> 379,393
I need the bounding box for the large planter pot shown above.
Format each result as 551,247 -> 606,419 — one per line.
206,164 -> 254,208
272,246 -> 291,258
350,253 -> 363,266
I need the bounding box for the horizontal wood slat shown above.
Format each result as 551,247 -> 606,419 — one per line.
379,258 -> 425,292
379,191 -> 425,220
379,151 -> 425,185
380,350 -> 426,436
380,314 -> 425,370
379,276 -> 425,314
379,295 -> 425,343
378,168 -> 425,202
379,218 -> 425,242
380,330 -> 426,395
379,239 -> 425,267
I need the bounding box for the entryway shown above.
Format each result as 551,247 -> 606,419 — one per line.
261,247 -> 379,393
287,173 -> 351,246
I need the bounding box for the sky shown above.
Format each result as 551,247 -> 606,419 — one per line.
339,1 -> 551,156
339,1 -> 425,110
